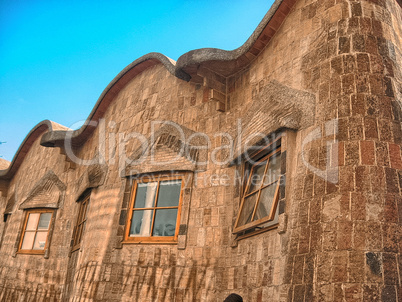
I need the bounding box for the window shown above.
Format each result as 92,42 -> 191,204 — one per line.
72,193 -> 90,251
233,144 -> 281,234
124,175 -> 183,243
18,209 -> 53,254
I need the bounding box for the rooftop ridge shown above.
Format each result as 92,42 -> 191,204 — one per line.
0,0 -> 293,180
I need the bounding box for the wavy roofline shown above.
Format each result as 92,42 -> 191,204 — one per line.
1,0 -> 292,180
0,158 -> 10,170
176,0 -> 283,70
40,52 -> 190,148
0,120 -> 69,179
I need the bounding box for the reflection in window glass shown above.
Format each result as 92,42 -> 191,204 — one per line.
38,213 -> 52,229
134,182 -> 157,208
26,213 -> 40,231
130,210 -> 153,236
263,153 -> 281,185
238,192 -> 258,226
157,181 -> 181,207
126,177 -> 183,242
72,194 -> 90,251
234,146 -> 281,233
19,211 -> 53,252
21,231 -> 35,250
247,161 -> 267,193
33,232 -> 48,250
254,183 -> 277,221
153,209 -> 178,236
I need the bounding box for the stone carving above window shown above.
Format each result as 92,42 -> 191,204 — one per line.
231,80 -> 315,162
74,163 -> 108,201
19,171 -> 66,210
123,121 -> 208,176
4,192 -> 16,215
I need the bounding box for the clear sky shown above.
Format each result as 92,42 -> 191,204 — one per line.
0,0 -> 274,162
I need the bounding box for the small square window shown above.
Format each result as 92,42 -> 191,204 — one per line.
124,175 -> 183,243
233,144 -> 281,234
18,209 -> 53,254
71,194 -> 90,251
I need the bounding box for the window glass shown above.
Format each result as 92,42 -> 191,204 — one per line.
152,209 -> 178,236
38,213 -> 52,229
264,153 -> 281,185
33,232 -> 48,250
156,180 -> 181,207
130,210 -> 153,236
19,210 -> 53,253
247,161 -> 267,193
21,231 -> 35,250
134,182 -> 157,208
76,225 -> 83,243
26,213 -> 40,231
72,194 -> 90,251
125,176 -> 183,242
238,192 -> 258,226
254,184 -> 277,221
234,146 -> 282,234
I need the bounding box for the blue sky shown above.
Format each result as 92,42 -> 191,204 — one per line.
0,0 -> 274,161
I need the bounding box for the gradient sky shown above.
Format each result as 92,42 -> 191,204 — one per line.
0,0 -> 274,161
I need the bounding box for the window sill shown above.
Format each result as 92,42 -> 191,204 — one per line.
235,223 -> 278,241
17,250 -> 45,255
122,239 -> 177,245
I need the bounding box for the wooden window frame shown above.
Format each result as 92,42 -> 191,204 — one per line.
71,193 -> 90,252
18,209 -> 54,255
233,144 -> 281,234
123,174 -> 184,244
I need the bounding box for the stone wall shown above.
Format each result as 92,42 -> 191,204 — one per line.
0,0 -> 400,301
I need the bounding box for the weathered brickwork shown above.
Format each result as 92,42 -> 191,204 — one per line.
0,0 -> 401,301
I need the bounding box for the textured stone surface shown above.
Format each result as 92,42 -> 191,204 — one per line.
19,170 -> 66,210
0,0 -> 401,301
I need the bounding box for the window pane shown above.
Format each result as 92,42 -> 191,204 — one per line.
21,231 -> 35,249
76,206 -> 84,224
26,213 -> 40,231
75,224 -> 82,244
33,231 -> 48,250
129,210 -> 153,236
156,180 -> 181,207
247,161 -> 267,193
254,182 -> 277,221
38,213 -> 52,230
238,192 -> 258,226
82,201 -> 89,220
134,182 -> 157,208
152,209 -> 178,236
260,206 -> 279,228
77,222 -> 86,245
82,222 -> 86,238
263,153 -> 281,185
271,205 -> 279,224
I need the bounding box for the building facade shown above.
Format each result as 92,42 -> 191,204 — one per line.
0,0 -> 401,301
